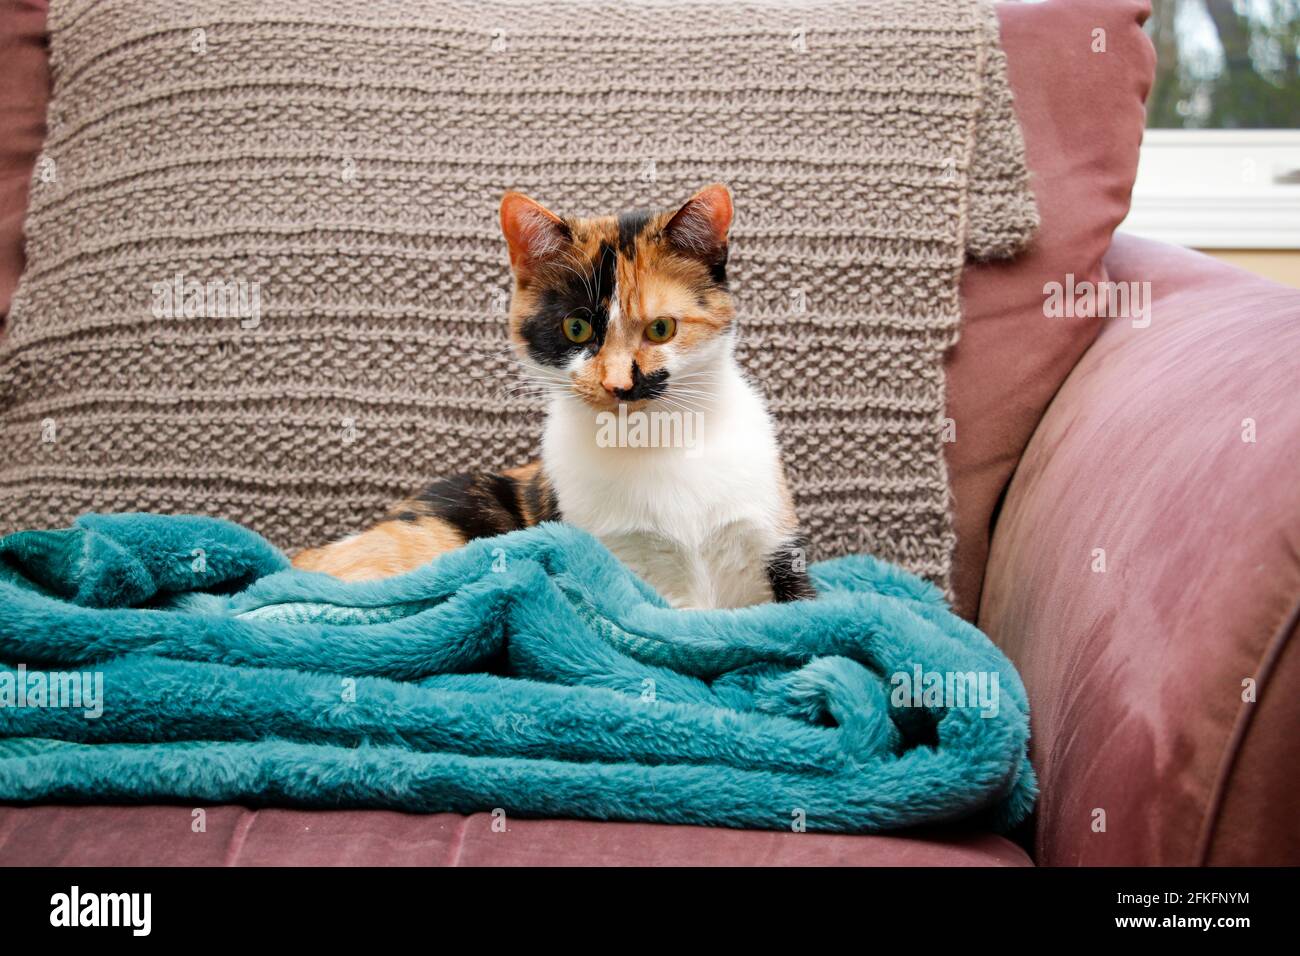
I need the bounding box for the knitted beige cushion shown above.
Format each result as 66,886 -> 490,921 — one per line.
0,0 -> 1035,592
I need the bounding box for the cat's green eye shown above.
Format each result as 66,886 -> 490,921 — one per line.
562,316 -> 594,344
646,317 -> 677,343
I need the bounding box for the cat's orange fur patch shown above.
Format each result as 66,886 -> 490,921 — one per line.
291,517 -> 465,581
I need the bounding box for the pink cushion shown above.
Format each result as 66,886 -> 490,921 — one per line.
0,0 -> 48,321
0,805 -> 1033,866
946,0 -> 1154,618
980,235 -> 1300,865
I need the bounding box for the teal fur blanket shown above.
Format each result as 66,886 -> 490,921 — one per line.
0,514 -> 1035,833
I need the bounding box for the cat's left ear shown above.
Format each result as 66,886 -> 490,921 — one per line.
664,183 -> 733,258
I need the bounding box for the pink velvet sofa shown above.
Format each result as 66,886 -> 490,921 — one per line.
0,0 -> 1296,866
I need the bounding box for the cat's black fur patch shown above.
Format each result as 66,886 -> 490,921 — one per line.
617,209 -> 654,258
521,473 -> 561,524
765,536 -> 816,603
485,473 -> 527,529
520,241 -> 617,368
418,476 -> 514,541
415,473 -> 523,540
613,362 -> 668,402
410,468 -> 560,544
709,252 -> 728,288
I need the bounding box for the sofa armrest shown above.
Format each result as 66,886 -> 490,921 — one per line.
979,234 -> 1300,866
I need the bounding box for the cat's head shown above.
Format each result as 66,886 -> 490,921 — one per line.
499,184 -> 735,411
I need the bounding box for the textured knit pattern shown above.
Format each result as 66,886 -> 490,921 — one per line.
0,0 -> 1037,591
0,513 -> 1036,832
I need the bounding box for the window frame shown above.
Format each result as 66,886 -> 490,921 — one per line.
1120,129 -> 1300,249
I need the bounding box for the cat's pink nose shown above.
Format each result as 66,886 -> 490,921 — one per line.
601,372 -> 633,395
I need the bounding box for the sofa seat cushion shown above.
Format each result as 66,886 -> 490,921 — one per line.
0,805 -> 1032,866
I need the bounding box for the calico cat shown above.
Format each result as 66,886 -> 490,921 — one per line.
292,184 -> 814,608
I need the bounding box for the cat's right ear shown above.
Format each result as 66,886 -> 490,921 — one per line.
500,192 -> 571,278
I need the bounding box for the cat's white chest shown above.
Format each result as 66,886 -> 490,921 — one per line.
542,368 -> 789,609
600,525 -> 777,609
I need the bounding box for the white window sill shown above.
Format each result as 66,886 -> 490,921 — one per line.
1120,129 -> 1300,250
